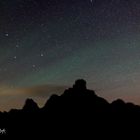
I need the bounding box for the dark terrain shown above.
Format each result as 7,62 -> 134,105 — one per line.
0,79 -> 140,138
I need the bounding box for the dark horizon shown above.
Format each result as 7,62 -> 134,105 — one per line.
0,79 -> 140,138
0,79 -> 139,112
1,79 -> 140,112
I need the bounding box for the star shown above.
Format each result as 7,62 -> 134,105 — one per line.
40,23 -> 45,27
16,44 -> 19,48
14,56 -> 17,59
40,53 -> 44,57
5,33 -> 9,37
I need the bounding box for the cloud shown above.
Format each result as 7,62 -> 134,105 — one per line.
0,84 -> 69,111
20,84 -> 68,97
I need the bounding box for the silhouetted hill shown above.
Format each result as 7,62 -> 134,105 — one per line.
1,79 -> 140,138
23,98 -> 39,112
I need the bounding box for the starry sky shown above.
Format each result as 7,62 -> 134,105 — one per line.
1,0 -> 140,111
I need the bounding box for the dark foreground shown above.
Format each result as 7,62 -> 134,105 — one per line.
0,79 -> 140,138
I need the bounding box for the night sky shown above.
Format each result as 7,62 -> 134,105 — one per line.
1,0 -> 140,111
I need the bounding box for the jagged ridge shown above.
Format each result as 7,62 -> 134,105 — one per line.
1,79 -> 140,138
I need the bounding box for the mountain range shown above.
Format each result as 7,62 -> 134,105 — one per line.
1,79 -> 140,138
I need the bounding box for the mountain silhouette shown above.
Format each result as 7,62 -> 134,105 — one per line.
22,98 -> 39,112
1,79 -> 140,138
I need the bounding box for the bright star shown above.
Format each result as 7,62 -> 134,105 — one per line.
40,53 -> 44,57
5,33 -> 9,37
